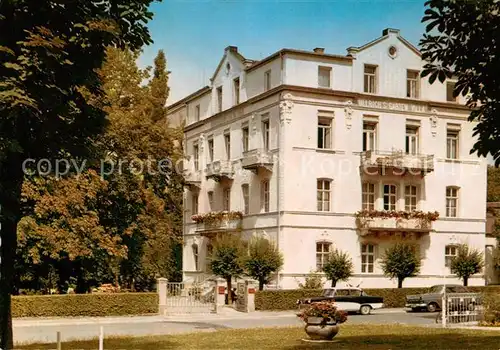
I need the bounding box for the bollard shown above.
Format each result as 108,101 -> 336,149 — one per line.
99,326 -> 104,350
56,331 -> 61,350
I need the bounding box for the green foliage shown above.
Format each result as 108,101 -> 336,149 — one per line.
297,272 -> 324,290
420,0 -> 500,163
487,166 -> 500,202
380,243 -> 421,288
450,244 -> 485,286
321,249 -> 354,287
482,290 -> 500,326
11,293 -> 158,318
244,237 -> 283,291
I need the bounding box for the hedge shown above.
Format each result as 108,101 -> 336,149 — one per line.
12,293 -> 158,318
482,290 -> 500,326
255,286 -> 500,311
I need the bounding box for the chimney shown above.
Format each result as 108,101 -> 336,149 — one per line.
225,46 -> 238,53
313,47 -> 325,54
382,28 -> 400,36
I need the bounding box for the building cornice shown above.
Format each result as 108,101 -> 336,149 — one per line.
167,86 -> 211,111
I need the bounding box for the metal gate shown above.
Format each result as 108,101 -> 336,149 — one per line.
165,282 -> 216,314
437,293 -> 483,326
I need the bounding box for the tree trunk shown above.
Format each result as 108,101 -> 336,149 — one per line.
226,277 -> 232,304
331,279 -> 337,287
259,278 -> 265,291
397,278 -> 403,288
0,154 -> 23,350
463,277 -> 468,286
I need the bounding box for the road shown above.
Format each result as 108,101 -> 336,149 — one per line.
14,308 -> 440,345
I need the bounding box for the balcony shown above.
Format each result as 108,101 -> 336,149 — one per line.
205,160 -> 234,182
242,148 -> 274,173
355,210 -> 439,238
183,169 -> 201,190
193,211 -> 243,236
360,150 -> 434,176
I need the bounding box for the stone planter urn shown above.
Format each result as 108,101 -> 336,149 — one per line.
304,317 -> 340,341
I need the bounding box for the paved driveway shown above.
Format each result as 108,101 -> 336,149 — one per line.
13,309 -> 439,345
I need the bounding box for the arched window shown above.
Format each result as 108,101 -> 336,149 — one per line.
192,244 -> 199,271
316,241 -> 332,270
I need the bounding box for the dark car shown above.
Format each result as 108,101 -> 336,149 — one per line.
405,284 -> 481,312
296,287 -> 384,315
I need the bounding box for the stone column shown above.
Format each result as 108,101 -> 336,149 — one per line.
214,278 -> 226,313
157,278 -> 168,315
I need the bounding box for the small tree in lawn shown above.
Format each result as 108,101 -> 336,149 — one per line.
450,244 -> 484,287
244,236 -> 283,291
209,233 -> 246,303
380,242 -> 421,288
322,249 -> 354,287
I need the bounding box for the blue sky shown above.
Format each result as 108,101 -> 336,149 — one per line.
140,0 -> 428,104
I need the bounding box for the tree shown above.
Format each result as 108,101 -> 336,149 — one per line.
380,243 -> 421,288
0,2 -> 159,346
209,233 -> 246,304
244,237 -> 283,291
321,249 -> 354,288
487,166 -> 500,202
450,244 -> 484,286
420,0 -> 500,164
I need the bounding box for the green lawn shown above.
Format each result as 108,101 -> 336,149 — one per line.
16,324 -> 500,350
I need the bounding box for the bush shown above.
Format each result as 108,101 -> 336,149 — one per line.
482,290 -> 500,326
255,286 -> 500,310
12,293 -> 158,318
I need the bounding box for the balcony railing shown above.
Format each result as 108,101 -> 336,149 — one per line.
241,148 -> 274,173
205,160 -> 234,181
182,158 -> 201,189
360,150 -> 434,175
192,211 -> 243,235
355,210 -> 439,237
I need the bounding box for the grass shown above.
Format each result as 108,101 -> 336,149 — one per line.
16,324 -> 500,350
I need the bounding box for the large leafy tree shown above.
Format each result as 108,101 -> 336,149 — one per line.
0,1 -> 159,347
321,249 -> 354,288
420,0 -> 500,163
380,243 -> 421,288
244,236 -> 283,291
450,244 -> 484,286
209,233 -> 246,304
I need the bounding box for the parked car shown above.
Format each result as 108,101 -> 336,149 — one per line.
405,284 -> 481,312
296,287 -> 384,315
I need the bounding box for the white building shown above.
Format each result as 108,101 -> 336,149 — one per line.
168,28 -> 489,289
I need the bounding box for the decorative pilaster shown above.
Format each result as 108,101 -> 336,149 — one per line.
279,93 -> 294,125
430,109 -> 438,137
344,100 -> 353,130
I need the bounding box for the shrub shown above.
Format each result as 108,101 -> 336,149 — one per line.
297,272 -> 324,290
297,301 -> 348,325
12,293 -> 158,318
482,290 -> 500,326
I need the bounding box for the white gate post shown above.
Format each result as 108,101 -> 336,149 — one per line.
442,290 -> 447,327
157,278 -> 168,315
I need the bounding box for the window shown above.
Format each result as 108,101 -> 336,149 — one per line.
264,70 -> 271,91
261,180 -> 270,212
318,66 -> 332,88
317,179 -> 331,212
317,117 -> 332,149
446,82 -> 456,102
242,184 -> 250,214
242,127 -> 249,152
445,245 -> 458,268
191,193 -> 199,214
193,144 -> 199,171
192,244 -> 199,271
262,119 -> 270,151
207,138 -> 214,163
405,185 -> 418,211
383,184 -> 397,210
224,131 -> 231,160
361,243 -> 375,273
195,104 -> 200,122
405,126 -> 419,155
316,242 -> 331,270
362,183 -> 375,210
233,77 -> 240,105
362,122 -> 377,151
207,191 -> 214,211
446,129 -> 459,159
223,188 -> 231,211
217,86 -> 223,112
205,243 -> 213,272
407,70 -> 419,98
364,65 -> 377,93
446,187 -> 458,217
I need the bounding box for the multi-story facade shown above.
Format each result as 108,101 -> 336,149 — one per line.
168,28 -> 488,289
